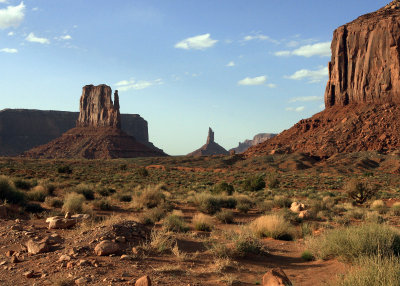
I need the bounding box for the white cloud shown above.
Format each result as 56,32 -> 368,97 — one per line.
286,66 -> 328,83
0,47 -> 17,53
274,50 -> 291,57
59,34 -> 72,40
275,41 -> 331,58
238,75 -> 267,86
243,33 -> 279,44
0,2 -> 25,29
286,106 -> 305,112
0,0 -> 8,3
7,31 -> 13,36
32,7 -> 38,11
289,96 -> 322,103
175,33 -> 217,50
226,61 -> 235,67
267,83 -> 277,88
26,32 -> 50,44
115,78 -> 163,92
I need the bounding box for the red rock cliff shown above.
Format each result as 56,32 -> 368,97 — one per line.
77,84 -> 121,128
325,1 -> 400,107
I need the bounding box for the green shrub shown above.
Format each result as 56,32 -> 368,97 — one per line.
195,194 -> 222,215
0,176 -> 26,205
232,231 -> 267,258
96,188 -> 114,197
306,223 -> 400,261
250,214 -> 295,241
141,207 -> 166,225
74,185 -> 95,200
336,255 -> 400,286
45,196 -> 63,208
93,199 -> 112,210
136,167 -> 149,177
258,200 -> 274,213
242,175 -> 266,192
216,210 -> 234,224
273,195 -> 292,208
27,186 -> 48,202
13,178 -> 32,190
236,195 -> 253,213
219,197 -> 237,209
267,173 -> 279,189
25,202 -> 45,213
345,179 -> 378,205
301,250 -> 314,261
163,214 -> 188,232
214,182 -> 234,195
57,165 -> 72,174
62,193 -> 85,214
118,194 -> 132,202
132,185 -> 165,209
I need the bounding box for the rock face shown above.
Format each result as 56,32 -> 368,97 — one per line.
246,2 -> 400,158
230,133 -> 277,154
23,84 -> 167,159
77,85 -> 121,128
0,109 -> 152,156
325,1 -> 400,107
187,128 -> 229,156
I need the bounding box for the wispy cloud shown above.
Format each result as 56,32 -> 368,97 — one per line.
226,61 -> 235,67
175,33 -> 217,50
285,66 -> 328,83
243,33 -> 279,44
56,34 -> 72,41
286,106 -> 305,112
115,78 -> 163,92
275,41 -> 331,58
26,32 -> 50,44
238,75 -> 267,86
289,96 -> 323,103
7,31 -> 13,36
0,47 -> 17,53
0,1 -> 25,29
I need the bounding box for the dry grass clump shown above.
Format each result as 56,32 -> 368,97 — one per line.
92,198 -> 112,210
235,195 -> 253,213
142,228 -> 176,254
344,179 -> 378,205
44,196 -> 63,208
335,255 -> 400,286
131,184 -> 165,209
306,223 -> 400,261
74,184 -> 95,200
162,213 -> 188,232
273,195 -> 292,208
391,202 -> 400,216
250,214 -> 295,240
140,206 -> 166,225
192,213 -> 214,231
370,200 -> 388,214
0,176 -> 26,205
62,193 -> 85,214
215,210 -> 234,224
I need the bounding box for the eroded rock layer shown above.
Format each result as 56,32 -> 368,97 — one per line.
325,1 -> 400,107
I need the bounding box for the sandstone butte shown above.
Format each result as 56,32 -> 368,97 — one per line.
187,127 -> 229,156
23,84 -> 167,159
246,0 -> 400,158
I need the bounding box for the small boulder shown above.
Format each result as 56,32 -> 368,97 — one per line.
298,210 -> 310,219
290,202 -> 305,213
48,217 -> 76,229
25,238 -> 50,255
94,240 -> 119,256
262,268 -> 292,286
135,275 -> 151,286
23,270 -> 35,278
75,277 -> 91,285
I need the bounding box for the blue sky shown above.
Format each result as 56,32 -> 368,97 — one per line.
0,0 -> 387,155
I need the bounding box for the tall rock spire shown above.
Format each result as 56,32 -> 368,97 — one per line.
207,127 -> 214,144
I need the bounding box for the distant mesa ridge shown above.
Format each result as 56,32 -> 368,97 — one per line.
246,1 -> 400,158
22,84 -> 167,159
187,127 -> 229,156
230,133 -> 277,154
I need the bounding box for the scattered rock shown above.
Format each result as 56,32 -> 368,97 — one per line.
25,238 -> 50,255
135,275 -> 151,286
65,212 -> 71,219
94,240 -> 119,256
290,202 -> 305,213
47,217 -> 77,229
58,255 -> 71,262
10,256 -> 20,263
262,268 -> 292,286
120,254 -> 132,261
115,236 -> 126,243
23,270 -> 35,278
299,210 -> 310,219
5,250 -> 15,257
75,277 -> 91,285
